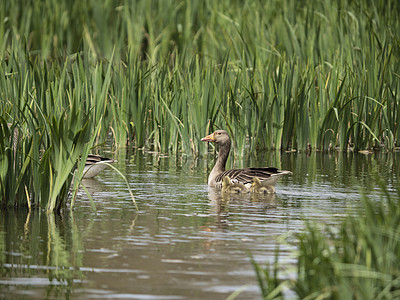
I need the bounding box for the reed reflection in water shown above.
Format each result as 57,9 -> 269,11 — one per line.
0,209 -> 85,298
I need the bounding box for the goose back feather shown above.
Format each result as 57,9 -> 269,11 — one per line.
83,155 -> 115,178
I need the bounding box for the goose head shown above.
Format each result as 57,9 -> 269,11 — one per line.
201,130 -> 231,146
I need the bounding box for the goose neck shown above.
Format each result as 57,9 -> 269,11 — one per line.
214,141 -> 230,172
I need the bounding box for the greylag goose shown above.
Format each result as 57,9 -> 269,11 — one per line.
201,130 -> 291,193
82,154 -> 115,178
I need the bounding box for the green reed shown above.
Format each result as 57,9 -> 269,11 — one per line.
2,0 -> 399,152
252,183 -> 400,299
1,0 -> 399,209
0,43 -> 103,211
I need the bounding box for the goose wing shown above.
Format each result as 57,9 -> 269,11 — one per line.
215,167 -> 288,185
82,155 -> 115,178
85,154 -> 114,167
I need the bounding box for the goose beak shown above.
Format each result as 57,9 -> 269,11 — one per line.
201,133 -> 215,142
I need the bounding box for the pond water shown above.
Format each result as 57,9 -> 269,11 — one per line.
1,150 -> 399,299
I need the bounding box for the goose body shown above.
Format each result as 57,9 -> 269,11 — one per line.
82,154 -> 115,178
201,130 -> 291,192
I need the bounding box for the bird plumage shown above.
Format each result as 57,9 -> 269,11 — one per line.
82,154 -> 115,178
202,130 -> 291,192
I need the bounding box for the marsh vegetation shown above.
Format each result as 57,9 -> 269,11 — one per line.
1,0 -> 399,209
1,0 -> 399,298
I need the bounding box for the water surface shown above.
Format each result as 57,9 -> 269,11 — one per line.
1,151 -> 399,299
